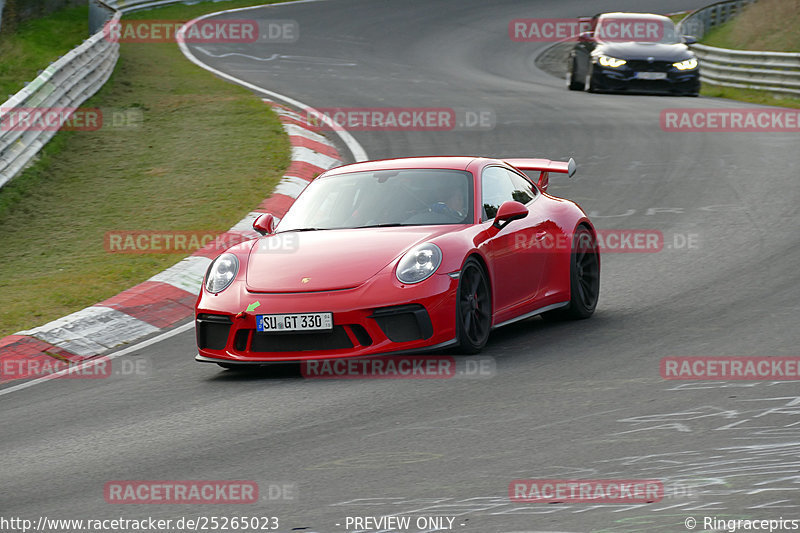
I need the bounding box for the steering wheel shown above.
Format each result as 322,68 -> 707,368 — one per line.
429,202 -> 464,220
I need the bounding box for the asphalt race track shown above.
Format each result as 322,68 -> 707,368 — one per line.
3,1 -> 800,532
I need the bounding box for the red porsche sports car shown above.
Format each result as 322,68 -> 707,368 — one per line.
195,156 -> 599,367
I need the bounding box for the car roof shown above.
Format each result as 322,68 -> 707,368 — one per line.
597,12 -> 671,22
323,156 -> 487,176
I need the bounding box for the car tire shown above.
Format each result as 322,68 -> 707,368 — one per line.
568,58 -> 584,91
543,227 -> 600,321
456,258 -> 492,354
585,65 -> 597,93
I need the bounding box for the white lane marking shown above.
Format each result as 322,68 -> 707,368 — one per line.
176,2 -> 368,163
274,175 -> 311,198
194,47 -> 357,66
194,49 -> 281,61
17,306 -> 160,356
0,321 -> 194,397
292,145 -> 340,170
271,104 -> 307,121
284,123 -> 333,144
148,255 -> 212,294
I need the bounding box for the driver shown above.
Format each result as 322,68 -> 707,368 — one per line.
431,185 -> 467,219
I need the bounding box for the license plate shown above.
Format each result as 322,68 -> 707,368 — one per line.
256,312 -> 333,332
635,71 -> 667,80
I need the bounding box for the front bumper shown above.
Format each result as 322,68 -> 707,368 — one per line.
195,272 -> 459,362
592,63 -> 700,94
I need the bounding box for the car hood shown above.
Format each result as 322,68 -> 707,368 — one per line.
596,42 -> 692,61
245,226 -> 452,292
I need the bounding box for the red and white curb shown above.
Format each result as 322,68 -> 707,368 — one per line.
0,103 -> 342,382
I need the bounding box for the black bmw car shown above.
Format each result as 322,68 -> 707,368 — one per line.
568,12 -> 700,96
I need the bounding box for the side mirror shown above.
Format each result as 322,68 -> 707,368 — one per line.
578,31 -> 594,42
682,35 -> 697,45
253,213 -> 276,235
493,201 -> 528,230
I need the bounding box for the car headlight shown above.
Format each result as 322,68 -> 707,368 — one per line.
396,243 -> 442,284
597,55 -> 627,68
673,58 -> 698,70
205,253 -> 239,293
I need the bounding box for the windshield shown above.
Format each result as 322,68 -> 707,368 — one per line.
595,17 -> 681,44
277,168 -> 474,231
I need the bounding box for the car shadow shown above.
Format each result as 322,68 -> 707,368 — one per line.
206,362 -> 304,381
588,89 -> 698,97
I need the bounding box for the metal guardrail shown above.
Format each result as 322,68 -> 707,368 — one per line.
0,0 -> 189,188
0,10 -> 120,187
104,0 -> 195,12
691,44 -> 800,96
677,0 -> 757,40
677,0 -> 800,97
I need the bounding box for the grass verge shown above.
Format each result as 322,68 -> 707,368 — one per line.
668,12 -> 690,24
693,0 -> 800,108
0,5 -> 89,99
699,0 -> 800,51
0,0 -> 293,337
700,85 -> 800,108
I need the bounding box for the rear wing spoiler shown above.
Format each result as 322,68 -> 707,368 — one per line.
504,158 -> 577,192
504,157 -> 576,177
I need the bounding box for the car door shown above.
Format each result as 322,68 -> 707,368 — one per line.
479,166 -> 549,317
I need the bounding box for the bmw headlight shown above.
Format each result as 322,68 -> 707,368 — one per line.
597,55 -> 627,68
396,243 -> 442,284
205,253 -> 239,293
673,58 -> 698,70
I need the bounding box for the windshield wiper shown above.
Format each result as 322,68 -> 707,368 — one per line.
277,227 -> 326,233
280,224 -> 409,232
355,223 -> 408,228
